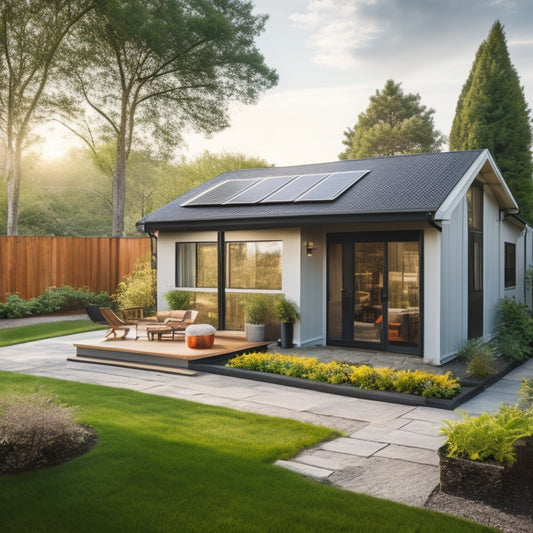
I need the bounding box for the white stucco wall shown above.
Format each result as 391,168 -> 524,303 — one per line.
423,227 -> 442,365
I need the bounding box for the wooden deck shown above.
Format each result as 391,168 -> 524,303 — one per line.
70,331 -> 270,375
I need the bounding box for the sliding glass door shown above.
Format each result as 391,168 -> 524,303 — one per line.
327,232 -> 421,354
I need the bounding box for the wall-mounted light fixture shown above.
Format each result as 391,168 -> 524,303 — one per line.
305,241 -> 317,257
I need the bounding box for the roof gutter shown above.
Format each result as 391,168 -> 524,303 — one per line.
139,211 -> 438,233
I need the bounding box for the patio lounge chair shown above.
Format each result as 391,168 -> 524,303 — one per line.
163,310 -> 199,333
99,307 -> 132,340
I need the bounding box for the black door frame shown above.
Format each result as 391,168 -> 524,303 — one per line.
327,230 -> 423,355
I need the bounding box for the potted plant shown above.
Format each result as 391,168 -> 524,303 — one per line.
275,295 -> 300,348
439,405 -> 533,500
164,290 -> 191,311
244,294 -> 270,342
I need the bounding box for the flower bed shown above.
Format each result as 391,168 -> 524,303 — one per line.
226,352 -> 461,399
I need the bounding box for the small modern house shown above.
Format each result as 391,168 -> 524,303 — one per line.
137,149 -> 532,365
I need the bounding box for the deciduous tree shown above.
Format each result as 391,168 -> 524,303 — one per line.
449,21 -> 533,221
0,0 -> 94,235
62,0 -> 277,236
339,79 -> 444,160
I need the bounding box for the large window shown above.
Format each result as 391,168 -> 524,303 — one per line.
175,240 -> 282,331
175,243 -> 217,288
504,242 -> 516,288
226,241 -> 282,290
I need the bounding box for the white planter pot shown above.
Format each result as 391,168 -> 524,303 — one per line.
246,323 -> 265,342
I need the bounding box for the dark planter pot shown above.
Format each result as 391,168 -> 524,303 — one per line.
280,322 -> 294,348
438,445 -> 506,501
512,436 -> 533,481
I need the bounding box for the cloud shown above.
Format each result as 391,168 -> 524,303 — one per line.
290,1 -> 380,69
290,0 -> 533,72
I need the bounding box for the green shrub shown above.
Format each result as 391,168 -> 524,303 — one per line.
112,256 -> 156,315
227,352 -> 461,399
244,294 -> 275,324
0,288 -> 111,319
457,337 -> 496,379
496,297 -> 533,363
441,405 -> 533,466
164,290 -> 191,311
518,378 -> 533,410
0,389 -> 95,474
275,295 -> 300,323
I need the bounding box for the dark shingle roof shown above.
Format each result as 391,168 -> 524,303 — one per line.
138,150 -> 486,232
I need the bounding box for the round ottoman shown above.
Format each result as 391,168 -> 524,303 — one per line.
185,324 -> 216,349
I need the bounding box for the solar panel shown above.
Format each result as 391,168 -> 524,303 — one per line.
223,175 -> 297,204
182,179 -> 258,206
294,170 -> 369,202
260,173 -> 329,203
182,169 -> 370,207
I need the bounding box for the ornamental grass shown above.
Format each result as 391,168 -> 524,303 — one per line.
227,352 -> 461,399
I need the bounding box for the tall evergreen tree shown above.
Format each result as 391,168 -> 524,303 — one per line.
449,20 -> 533,221
339,79 -> 444,160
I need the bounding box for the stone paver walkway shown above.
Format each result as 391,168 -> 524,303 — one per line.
0,327 -> 531,508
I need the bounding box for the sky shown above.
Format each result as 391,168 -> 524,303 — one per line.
40,0 -> 533,168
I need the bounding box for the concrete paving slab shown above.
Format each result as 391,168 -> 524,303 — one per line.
274,460 -> 333,480
459,393 -> 520,416
380,429 -> 446,451
349,426 -> 398,441
400,405 -> 461,423
320,437 -> 388,457
312,397 -> 415,423
328,457 -> 439,507
245,388 -> 332,412
399,419 -> 443,436
294,450 -> 367,470
374,444 -> 439,466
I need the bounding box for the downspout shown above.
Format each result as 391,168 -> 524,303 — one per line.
148,230 -> 158,311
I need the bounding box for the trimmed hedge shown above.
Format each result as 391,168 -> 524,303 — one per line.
227,352 -> 461,399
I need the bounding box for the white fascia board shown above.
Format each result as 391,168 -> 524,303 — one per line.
434,149 -> 518,222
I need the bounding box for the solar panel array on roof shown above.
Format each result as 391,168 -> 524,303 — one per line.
295,170 -> 369,202
182,178 -> 257,206
260,173 -> 329,203
223,175 -> 296,204
181,170 -> 370,206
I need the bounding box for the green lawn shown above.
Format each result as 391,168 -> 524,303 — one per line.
0,372 -> 496,533
0,320 -> 106,347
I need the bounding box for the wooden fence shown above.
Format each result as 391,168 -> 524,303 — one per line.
0,236 -> 151,302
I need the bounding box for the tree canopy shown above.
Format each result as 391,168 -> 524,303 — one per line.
449,20 -> 533,221
61,0 -> 277,236
339,80 -> 445,160
7,149 -> 270,237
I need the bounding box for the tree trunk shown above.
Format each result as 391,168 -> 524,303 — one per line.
5,144 -> 22,236
112,135 -> 127,238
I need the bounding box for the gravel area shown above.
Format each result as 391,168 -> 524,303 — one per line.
425,483 -> 533,533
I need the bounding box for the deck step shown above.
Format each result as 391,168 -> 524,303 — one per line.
67,356 -> 197,376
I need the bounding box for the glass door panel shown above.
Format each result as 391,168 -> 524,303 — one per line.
327,243 -> 343,341
354,242 -> 384,343
387,242 -> 419,346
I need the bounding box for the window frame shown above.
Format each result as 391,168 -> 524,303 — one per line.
504,241 -> 516,289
